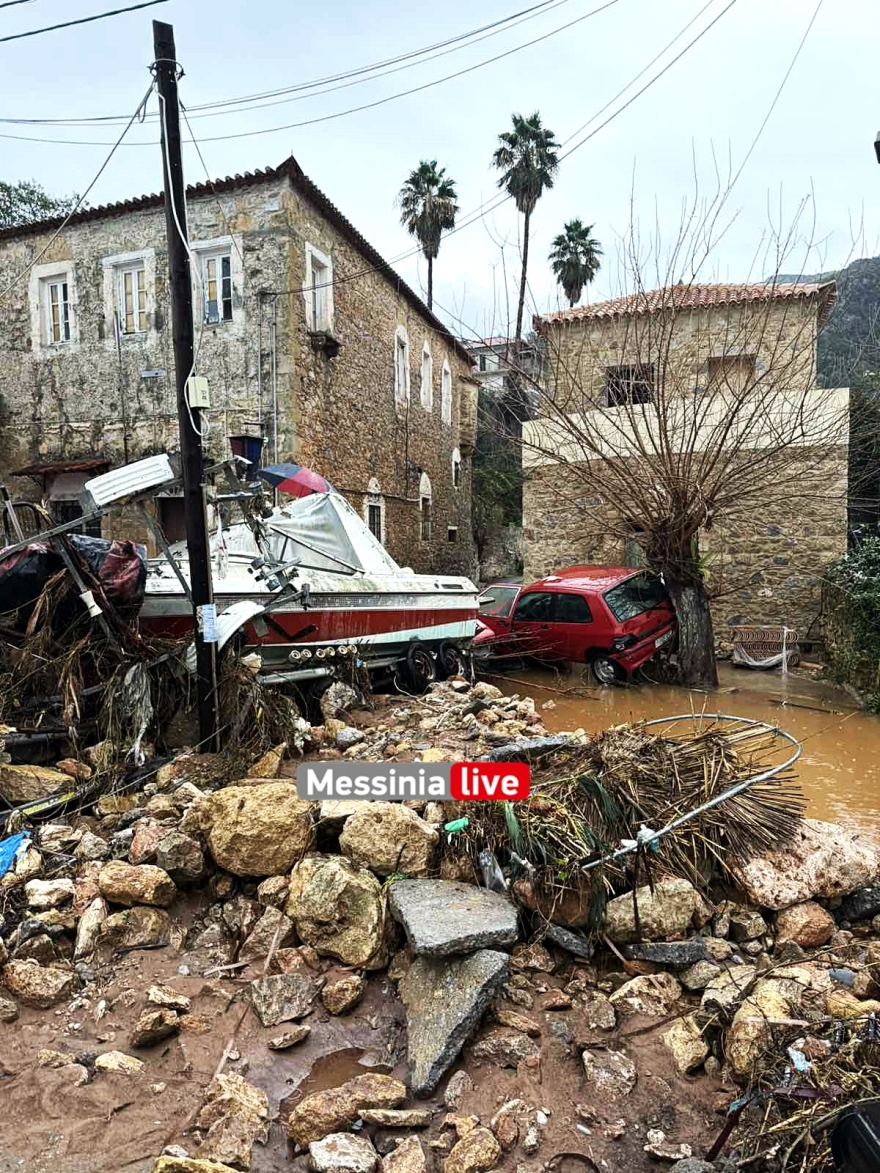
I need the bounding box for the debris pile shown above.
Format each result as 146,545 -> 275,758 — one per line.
0,676 -> 878,1172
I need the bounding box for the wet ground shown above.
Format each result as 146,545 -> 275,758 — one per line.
490,661 -> 880,832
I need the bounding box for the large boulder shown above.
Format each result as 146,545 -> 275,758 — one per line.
2,959 -> 75,1008
339,804 -> 438,877
729,819 -> 880,910
100,905 -> 171,951
98,861 -> 177,908
286,855 -> 383,967
388,879 -> 518,957
726,973 -> 809,1081
199,782 -> 315,877
604,879 -> 711,943
0,763 -> 70,805
286,1073 -> 407,1145
775,902 -> 836,948
398,950 -> 509,1096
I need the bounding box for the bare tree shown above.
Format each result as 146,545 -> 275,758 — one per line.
502,195 -> 861,688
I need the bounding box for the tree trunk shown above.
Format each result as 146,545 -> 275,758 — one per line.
665,575 -> 718,689
427,256 -> 433,311
515,207 -> 531,343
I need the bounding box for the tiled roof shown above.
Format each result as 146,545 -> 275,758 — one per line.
535,281 -> 838,329
12,457 -> 109,476
0,157 -> 471,364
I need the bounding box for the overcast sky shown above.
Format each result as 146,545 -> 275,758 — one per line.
2,0 -> 876,340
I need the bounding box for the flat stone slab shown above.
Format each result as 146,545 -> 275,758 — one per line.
620,939 -> 710,968
248,973 -> 319,1028
388,880 -> 518,957
543,923 -> 595,960
399,949 -> 509,1096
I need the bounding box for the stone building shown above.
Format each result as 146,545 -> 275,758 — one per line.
522,282 -> 850,637
0,156 -> 477,575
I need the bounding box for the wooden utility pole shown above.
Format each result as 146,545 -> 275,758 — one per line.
153,19 -> 219,750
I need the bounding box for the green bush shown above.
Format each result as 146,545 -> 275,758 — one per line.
824,535 -> 880,706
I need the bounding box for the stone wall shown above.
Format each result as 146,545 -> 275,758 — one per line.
0,165 -> 476,577
522,449 -> 848,639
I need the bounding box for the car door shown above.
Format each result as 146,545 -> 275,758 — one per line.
509,590 -> 557,657
547,590 -> 595,660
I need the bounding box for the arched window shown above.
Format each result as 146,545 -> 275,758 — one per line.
451,447 -> 461,489
363,476 -> 385,545
420,341 -> 433,411
419,472 -> 432,542
440,361 -> 452,425
394,324 -> 410,406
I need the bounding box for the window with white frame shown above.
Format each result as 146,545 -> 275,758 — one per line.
305,244 -> 333,332
118,265 -> 147,334
364,477 -> 385,545
420,341 -> 433,410
419,472 -> 432,542
44,277 -> 71,343
440,361 -> 452,424
202,251 -> 233,324
394,325 -> 410,405
451,447 -> 461,489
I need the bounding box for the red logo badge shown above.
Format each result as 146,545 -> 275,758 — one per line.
450,762 -> 531,801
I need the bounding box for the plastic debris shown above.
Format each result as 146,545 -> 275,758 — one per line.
479,848 -> 508,893
0,831 -> 31,879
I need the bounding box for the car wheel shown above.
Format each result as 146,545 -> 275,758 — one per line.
590,653 -> 624,685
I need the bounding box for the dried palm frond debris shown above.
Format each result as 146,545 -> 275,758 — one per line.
446,716 -> 805,926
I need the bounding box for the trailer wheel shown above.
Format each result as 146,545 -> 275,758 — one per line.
437,641 -> 469,681
405,642 -> 436,693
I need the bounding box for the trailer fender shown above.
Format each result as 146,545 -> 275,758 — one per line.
185,600 -> 267,673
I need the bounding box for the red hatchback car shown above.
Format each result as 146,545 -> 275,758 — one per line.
475,566 -> 677,684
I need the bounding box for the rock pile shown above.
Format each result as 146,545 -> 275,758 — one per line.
1,675 -> 879,1173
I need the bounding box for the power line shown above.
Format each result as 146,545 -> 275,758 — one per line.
0,0 -> 40,9
0,0 -> 621,144
0,83 -> 154,305
0,0 -> 168,44
0,0 -> 565,125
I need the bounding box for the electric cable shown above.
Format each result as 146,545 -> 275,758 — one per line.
0,0 -> 168,44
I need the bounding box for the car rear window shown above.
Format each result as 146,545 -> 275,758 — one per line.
478,586 -> 519,617
603,573 -> 669,622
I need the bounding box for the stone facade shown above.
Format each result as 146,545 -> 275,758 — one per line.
0,157 -> 477,576
523,284 -> 849,637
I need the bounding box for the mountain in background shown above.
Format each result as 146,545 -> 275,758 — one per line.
774,258 -> 880,387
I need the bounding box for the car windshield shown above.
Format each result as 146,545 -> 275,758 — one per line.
603,573 -> 669,622
478,586 -> 519,617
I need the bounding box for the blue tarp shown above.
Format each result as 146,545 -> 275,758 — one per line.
0,831 -> 30,879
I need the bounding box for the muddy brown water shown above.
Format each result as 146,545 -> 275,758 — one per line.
492,661 -> 880,832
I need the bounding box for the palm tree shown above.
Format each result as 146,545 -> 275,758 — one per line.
396,160 -> 459,311
549,219 -> 603,307
492,112 -> 560,343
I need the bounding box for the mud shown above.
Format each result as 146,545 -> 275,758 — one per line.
491,661 -> 880,831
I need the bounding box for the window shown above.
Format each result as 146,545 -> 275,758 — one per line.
512,592 -> 554,622
394,325 -> 410,405
479,585 -> 519,618
706,354 -> 756,394
451,447 -> 461,489
603,573 -> 669,622
119,265 -> 147,334
203,252 -> 233,324
51,499 -> 102,539
45,278 -> 71,343
303,244 -> 334,333
158,496 -> 187,543
441,361 -> 452,424
606,364 -> 654,406
447,526 -> 458,543
478,352 -> 500,372
419,471 -> 432,542
420,342 -> 433,410
555,592 -> 593,624
363,476 -> 385,545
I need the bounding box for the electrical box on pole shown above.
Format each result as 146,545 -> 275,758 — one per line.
152,19 -> 220,751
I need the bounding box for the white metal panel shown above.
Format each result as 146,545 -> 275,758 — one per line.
84,454 -> 174,508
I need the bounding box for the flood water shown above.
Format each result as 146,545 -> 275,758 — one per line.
492,661 -> 880,832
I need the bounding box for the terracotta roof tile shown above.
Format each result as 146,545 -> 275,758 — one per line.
535,281 -> 837,329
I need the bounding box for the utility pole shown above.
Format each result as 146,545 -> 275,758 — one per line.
153,20 -> 219,751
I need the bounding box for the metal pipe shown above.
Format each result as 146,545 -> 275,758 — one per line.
578,714 -> 802,873
270,299 -> 278,464
257,294 -> 264,442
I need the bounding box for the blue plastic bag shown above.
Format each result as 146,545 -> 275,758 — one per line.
0,831 -> 30,879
